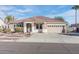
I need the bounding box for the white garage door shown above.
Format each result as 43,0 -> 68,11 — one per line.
47,25 -> 64,33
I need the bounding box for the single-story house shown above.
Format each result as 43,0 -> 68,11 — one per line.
12,16 -> 67,33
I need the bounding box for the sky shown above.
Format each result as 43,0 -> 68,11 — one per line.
0,5 -> 79,24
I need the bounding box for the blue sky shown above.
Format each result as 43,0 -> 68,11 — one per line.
0,5 -> 79,24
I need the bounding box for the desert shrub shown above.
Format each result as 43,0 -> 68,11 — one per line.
0,29 -> 3,32
15,27 -> 23,32
3,29 -> 11,33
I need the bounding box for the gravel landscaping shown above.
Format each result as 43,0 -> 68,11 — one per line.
0,32 -> 31,40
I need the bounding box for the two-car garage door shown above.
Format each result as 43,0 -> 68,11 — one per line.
47,24 -> 65,33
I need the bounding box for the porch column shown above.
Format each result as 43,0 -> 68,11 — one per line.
65,25 -> 67,33
43,22 -> 47,32
24,22 -> 26,33
32,22 -> 35,33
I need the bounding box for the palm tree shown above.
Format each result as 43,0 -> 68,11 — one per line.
5,15 -> 14,29
72,5 -> 79,32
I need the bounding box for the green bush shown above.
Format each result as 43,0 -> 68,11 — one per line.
15,27 -> 23,32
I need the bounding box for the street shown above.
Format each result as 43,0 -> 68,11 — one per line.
0,42 -> 79,54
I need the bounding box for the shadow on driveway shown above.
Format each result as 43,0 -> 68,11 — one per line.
60,32 -> 79,36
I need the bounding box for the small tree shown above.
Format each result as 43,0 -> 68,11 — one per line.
5,15 -> 14,29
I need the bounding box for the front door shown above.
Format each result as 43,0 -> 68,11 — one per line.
36,24 -> 43,33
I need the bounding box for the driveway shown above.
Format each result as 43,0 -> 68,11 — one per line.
17,33 -> 79,44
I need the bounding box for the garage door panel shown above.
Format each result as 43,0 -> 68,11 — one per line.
47,27 -> 63,33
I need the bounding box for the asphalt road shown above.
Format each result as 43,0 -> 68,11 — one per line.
0,42 -> 79,54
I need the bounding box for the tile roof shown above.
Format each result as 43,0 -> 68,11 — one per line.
14,16 -> 65,24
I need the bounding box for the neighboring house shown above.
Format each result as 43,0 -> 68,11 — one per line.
0,19 -> 5,29
14,16 -> 67,33
70,24 -> 79,32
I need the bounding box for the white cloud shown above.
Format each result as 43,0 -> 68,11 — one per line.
57,5 -> 68,9
46,9 -> 79,24
16,9 -> 32,14
0,6 -> 15,19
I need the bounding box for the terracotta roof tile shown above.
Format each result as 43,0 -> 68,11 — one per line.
14,16 -> 65,23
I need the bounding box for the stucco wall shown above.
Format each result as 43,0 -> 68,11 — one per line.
23,22 -> 67,33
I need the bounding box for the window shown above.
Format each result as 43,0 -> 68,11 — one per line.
48,25 -> 54,27
57,25 -> 59,27
55,25 -> 57,27
50,25 -> 51,27
40,24 -> 43,29
52,25 -> 53,27
48,25 -> 50,27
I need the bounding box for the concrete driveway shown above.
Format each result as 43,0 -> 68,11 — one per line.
17,33 -> 79,44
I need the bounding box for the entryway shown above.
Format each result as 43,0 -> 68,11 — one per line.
26,23 -> 32,33
36,23 -> 43,33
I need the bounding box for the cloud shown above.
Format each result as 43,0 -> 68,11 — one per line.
16,9 -> 32,14
0,5 -> 15,18
0,6 -> 33,20
46,9 -> 79,24
57,5 -> 68,9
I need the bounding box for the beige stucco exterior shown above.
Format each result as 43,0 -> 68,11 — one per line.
14,16 -> 67,33
23,22 -> 67,33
